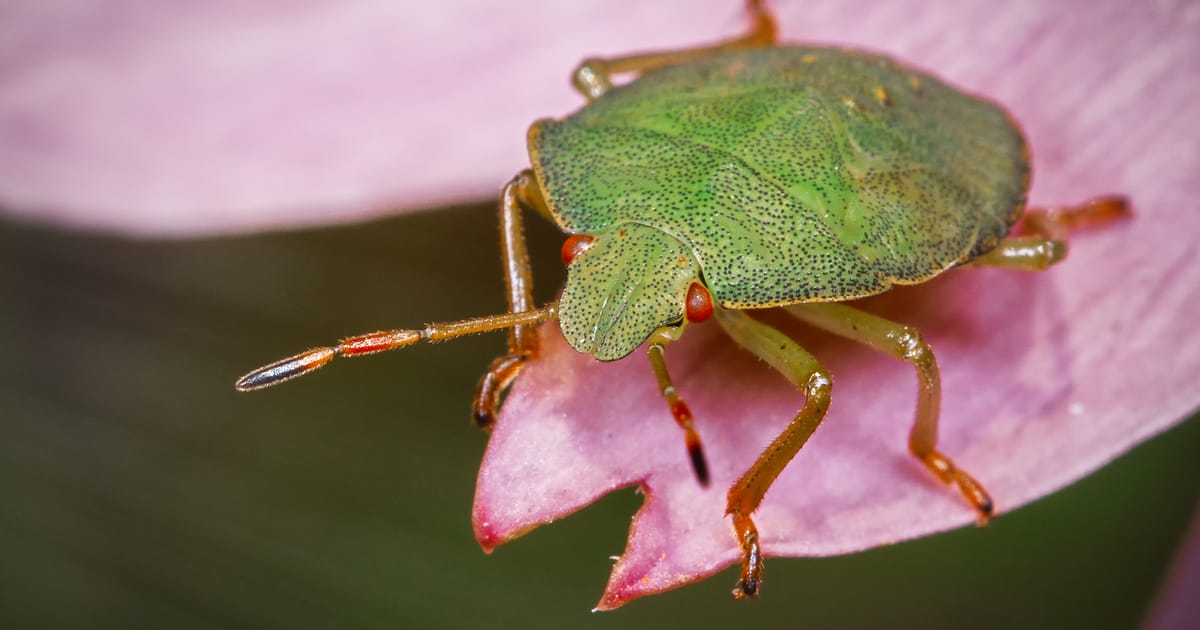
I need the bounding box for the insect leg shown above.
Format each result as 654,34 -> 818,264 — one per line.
473,169 -> 553,430
713,307 -> 832,600
972,195 -> 1131,270
647,330 -> 710,486
571,0 -> 777,100
782,303 -> 993,522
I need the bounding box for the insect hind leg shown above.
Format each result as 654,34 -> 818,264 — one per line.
782,303 -> 993,522
972,195 -> 1131,271
571,0 -> 777,100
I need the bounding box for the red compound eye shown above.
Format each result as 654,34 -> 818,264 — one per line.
685,282 -> 713,322
561,234 -> 595,265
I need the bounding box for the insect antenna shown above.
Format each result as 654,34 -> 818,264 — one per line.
235,303 -> 558,391
648,341 -> 711,486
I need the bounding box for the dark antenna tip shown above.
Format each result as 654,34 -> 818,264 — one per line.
688,440 -> 710,487
235,347 -> 336,392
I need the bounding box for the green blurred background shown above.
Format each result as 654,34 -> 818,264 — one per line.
1,203 -> 1197,629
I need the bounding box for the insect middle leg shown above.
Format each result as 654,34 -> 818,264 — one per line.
572,0 -> 778,100
472,169 -> 554,430
972,195 -> 1130,270
713,307 -> 833,599
783,303 -> 994,521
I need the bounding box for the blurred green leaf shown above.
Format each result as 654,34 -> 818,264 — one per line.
1,205 -> 1196,629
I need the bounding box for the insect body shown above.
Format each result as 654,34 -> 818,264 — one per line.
539,45 -> 1030,360
237,0 -> 1129,600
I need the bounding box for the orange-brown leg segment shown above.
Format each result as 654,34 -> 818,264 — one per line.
473,354 -> 528,429
647,330 -> 710,486
972,195 -> 1131,270
471,169 -> 553,429
783,304 -> 993,522
713,307 -> 833,599
572,0 -> 778,99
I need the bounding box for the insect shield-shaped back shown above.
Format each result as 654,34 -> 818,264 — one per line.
559,224 -> 701,361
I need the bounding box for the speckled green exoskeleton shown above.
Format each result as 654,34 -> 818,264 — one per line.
237,0 -> 1129,600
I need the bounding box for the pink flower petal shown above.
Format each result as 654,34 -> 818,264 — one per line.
0,1 -> 767,235
472,0 -> 1200,610
4,0 -> 1196,610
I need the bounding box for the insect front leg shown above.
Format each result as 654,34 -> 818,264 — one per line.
472,169 -> 553,430
783,303 -> 993,522
713,307 -> 833,600
571,0 -> 777,100
971,195 -> 1131,270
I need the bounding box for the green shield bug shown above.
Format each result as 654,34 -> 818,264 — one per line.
237,0 -> 1130,600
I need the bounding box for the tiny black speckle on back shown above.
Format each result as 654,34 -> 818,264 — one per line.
529,46 -> 1029,308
